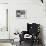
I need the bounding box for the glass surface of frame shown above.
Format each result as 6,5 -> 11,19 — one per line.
16,10 -> 26,19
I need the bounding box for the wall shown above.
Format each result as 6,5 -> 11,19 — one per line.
0,0 -> 13,46
8,0 -> 46,46
43,1 -> 46,46
0,0 -> 45,46
0,0 -> 8,3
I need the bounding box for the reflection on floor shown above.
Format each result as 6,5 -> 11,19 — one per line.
19,41 -> 43,46
0,42 -> 43,46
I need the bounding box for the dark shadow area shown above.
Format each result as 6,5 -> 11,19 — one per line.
39,25 -> 45,46
19,23 -> 44,46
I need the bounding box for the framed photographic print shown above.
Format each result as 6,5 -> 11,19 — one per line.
16,10 -> 26,19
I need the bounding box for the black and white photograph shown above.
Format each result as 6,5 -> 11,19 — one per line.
16,10 -> 26,18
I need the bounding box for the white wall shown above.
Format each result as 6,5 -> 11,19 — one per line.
0,0 -> 46,46
0,0 -> 13,46
8,0 -> 46,46
0,0 -> 8,3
